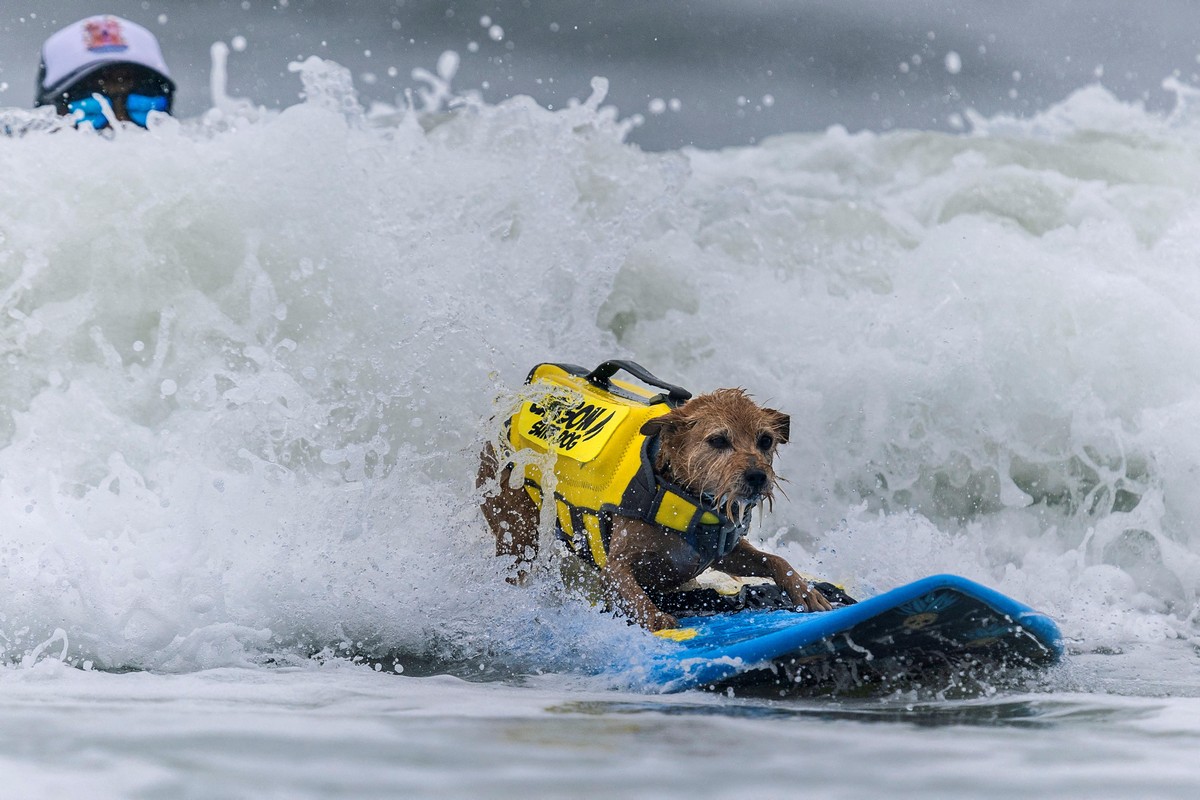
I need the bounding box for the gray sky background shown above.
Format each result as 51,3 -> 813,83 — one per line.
3,1 -> 1200,149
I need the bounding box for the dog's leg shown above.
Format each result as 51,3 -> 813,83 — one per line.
715,539 -> 833,612
603,520 -> 680,631
477,443 -> 540,580
601,560 -> 679,632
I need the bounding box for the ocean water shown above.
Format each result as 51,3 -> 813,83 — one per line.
3,27 -> 1200,800
7,0 -> 1200,150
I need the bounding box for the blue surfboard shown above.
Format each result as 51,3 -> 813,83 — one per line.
619,574 -> 1063,693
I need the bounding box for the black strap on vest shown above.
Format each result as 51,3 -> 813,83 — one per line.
606,435 -> 751,565
536,436 -> 751,569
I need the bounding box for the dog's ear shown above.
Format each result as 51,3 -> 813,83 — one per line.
641,408 -> 686,438
765,408 -> 790,445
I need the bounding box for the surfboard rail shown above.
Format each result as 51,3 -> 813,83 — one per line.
616,574 -> 1064,693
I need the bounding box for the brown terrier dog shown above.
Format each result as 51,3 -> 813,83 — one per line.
478,381 -> 832,632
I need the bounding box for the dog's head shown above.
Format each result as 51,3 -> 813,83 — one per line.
640,388 -> 790,521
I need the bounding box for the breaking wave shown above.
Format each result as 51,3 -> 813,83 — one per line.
3,52 -> 1199,680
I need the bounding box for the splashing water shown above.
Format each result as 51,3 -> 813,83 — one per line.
2,51 -> 1199,690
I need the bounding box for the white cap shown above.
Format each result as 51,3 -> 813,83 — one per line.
37,15 -> 173,106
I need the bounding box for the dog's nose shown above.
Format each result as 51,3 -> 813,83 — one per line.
744,469 -> 768,492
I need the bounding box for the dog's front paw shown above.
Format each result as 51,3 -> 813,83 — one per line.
799,584 -> 833,612
504,568 -> 530,586
647,610 -> 679,632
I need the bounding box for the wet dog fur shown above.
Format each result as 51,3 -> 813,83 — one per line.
478,387 -> 831,631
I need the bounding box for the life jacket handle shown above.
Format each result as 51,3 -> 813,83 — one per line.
584,360 -> 692,406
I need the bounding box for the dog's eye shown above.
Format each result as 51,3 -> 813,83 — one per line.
706,434 -> 731,450
757,434 -> 774,451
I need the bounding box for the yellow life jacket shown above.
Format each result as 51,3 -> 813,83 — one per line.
506,361 -> 751,570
